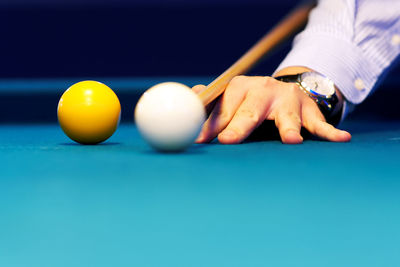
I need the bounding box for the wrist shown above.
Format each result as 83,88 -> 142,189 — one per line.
274,66 -> 345,118
274,68 -> 345,124
273,66 -> 313,77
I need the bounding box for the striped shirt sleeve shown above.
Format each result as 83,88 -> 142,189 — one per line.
275,0 -> 400,117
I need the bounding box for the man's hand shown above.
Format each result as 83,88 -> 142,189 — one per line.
192,75 -> 351,144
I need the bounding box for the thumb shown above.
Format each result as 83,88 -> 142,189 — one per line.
192,84 -> 207,94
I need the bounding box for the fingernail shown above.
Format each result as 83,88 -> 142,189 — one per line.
284,130 -> 303,144
195,132 -> 205,143
339,131 -> 352,141
219,129 -> 239,144
220,129 -> 237,138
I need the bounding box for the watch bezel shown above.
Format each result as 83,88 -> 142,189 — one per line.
299,72 -> 336,99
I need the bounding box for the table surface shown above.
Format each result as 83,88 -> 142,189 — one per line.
1,119 -> 400,267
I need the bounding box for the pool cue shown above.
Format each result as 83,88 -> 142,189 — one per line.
197,2 -> 315,106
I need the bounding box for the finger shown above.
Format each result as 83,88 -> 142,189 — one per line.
196,98 -> 223,143
218,80 -> 274,144
196,76 -> 249,143
274,86 -> 303,144
302,100 -> 351,142
192,84 -> 206,94
192,84 -> 218,116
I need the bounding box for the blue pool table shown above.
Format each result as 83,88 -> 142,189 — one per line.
0,77 -> 400,267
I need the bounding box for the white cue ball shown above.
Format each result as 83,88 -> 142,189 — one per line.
134,82 -> 206,152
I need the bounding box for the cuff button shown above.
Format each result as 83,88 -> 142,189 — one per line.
354,78 -> 365,91
391,34 -> 400,46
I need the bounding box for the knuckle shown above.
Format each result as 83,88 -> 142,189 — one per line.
280,109 -> 301,123
230,75 -> 247,86
217,111 -> 231,122
275,110 -> 301,130
246,85 -> 267,99
290,112 -> 301,123
263,76 -> 276,87
284,109 -> 296,118
237,108 -> 260,123
210,107 -> 230,122
287,83 -> 300,94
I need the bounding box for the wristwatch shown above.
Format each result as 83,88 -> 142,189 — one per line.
275,71 -> 340,123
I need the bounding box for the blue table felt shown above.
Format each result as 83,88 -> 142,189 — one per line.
0,120 -> 399,267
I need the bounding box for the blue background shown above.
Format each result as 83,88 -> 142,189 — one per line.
1,0 -> 399,79
0,0 -> 315,78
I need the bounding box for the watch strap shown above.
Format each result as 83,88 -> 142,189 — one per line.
274,74 -> 300,83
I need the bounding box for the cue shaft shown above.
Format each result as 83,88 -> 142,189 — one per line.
198,2 -> 315,106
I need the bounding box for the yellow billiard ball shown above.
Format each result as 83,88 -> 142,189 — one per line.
57,81 -> 121,144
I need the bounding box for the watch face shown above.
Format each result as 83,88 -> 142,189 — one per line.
300,72 -> 335,97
